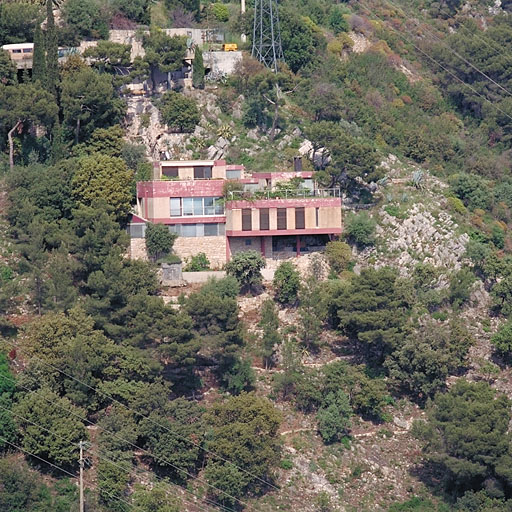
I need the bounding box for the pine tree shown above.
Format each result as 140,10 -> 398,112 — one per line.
259,299 -> 281,369
45,0 -> 59,98
192,46 -> 205,89
32,22 -> 46,85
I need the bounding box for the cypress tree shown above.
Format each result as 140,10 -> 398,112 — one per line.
45,0 -> 59,98
32,22 -> 46,84
192,46 -> 205,89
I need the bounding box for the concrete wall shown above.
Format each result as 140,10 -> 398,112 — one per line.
204,51 -> 242,75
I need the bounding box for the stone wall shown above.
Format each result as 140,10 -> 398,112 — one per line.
130,239 -> 148,261
130,236 -> 226,268
174,236 -> 226,269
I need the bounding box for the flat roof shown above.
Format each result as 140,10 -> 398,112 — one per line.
2,43 -> 34,50
161,160 -> 215,167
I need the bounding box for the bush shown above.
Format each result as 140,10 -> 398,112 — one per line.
491,320 -> 512,357
449,268 -> 475,308
317,390 -> 352,444
184,252 -> 210,271
329,6 -> 350,34
211,3 -> 229,22
325,241 -> 352,274
413,380 -> 512,496
159,91 -> 200,133
145,223 -> 177,262
273,262 -> 300,304
225,251 -> 265,293
219,356 -> 255,395
447,196 -> 467,215
200,276 -> 240,298
344,212 -> 376,247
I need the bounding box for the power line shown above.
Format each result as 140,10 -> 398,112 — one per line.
0,436 -> 135,511
2,339 -> 280,495
351,0 -> 512,124
0,403 -> 216,512
0,372 -> 243,512
382,0 -> 512,98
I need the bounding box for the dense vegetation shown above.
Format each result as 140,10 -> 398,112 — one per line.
3,0 -> 512,510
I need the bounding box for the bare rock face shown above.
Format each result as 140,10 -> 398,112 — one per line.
125,96 -> 194,160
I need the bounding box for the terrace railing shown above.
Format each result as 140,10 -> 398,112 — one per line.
227,188 -> 341,201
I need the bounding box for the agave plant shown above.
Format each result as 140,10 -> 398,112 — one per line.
217,124 -> 234,140
412,170 -> 425,189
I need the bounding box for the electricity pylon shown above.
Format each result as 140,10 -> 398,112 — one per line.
252,0 -> 284,72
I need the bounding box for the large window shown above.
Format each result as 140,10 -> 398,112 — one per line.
242,209 -> 252,231
226,169 -> 241,179
128,224 -> 146,238
193,166 -> 212,179
163,167 -> 178,178
169,223 -> 225,237
277,208 -> 287,230
170,197 -> 224,217
260,209 -> 269,230
295,207 -> 305,229
170,198 -> 181,217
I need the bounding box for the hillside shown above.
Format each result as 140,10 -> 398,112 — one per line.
3,1 -> 512,512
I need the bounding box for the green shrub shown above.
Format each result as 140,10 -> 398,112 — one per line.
344,212 -> 376,248
447,196 -> 467,215
159,91 -> 200,133
329,6 -> 350,34
317,390 -> 352,444
273,261 -> 300,304
491,320 -> 512,357
184,252 -> 210,272
145,223 -> 177,262
211,3 -> 229,22
325,241 -> 352,274
280,458 -> 293,470
449,267 -> 475,308
225,251 -> 265,293
200,276 -> 240,298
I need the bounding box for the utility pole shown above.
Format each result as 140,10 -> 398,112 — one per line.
241,0 -> 247,43
79,440 -> 85,512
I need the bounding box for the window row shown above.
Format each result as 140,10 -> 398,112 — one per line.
163,166 -> 213,179
170,197 -> 224,217
169,223 -> 225,237
242,207 -> 307,231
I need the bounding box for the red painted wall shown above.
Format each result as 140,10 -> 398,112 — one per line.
137,180 -> 225,198
226,197 -> 342,209
147,216 -> 226,225
252,171 -> 314,179
226,228 -> 342,237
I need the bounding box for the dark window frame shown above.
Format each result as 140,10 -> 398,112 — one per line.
295,207 -> 305,230
242,208 -> 252,231
277,208 -> 287,230
260,208 -> 269,230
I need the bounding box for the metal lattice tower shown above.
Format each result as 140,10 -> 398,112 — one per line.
252,0 -> 284,72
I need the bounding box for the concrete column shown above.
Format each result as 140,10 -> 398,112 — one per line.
241,0 -> 247,42
296,235 -> 301,257
260,237 -> 265,257
226,237 -> 231,262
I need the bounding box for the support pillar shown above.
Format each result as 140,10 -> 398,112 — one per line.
260,237 -> 265,258
226,237 -> 231,263
296,235 -> 301,257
